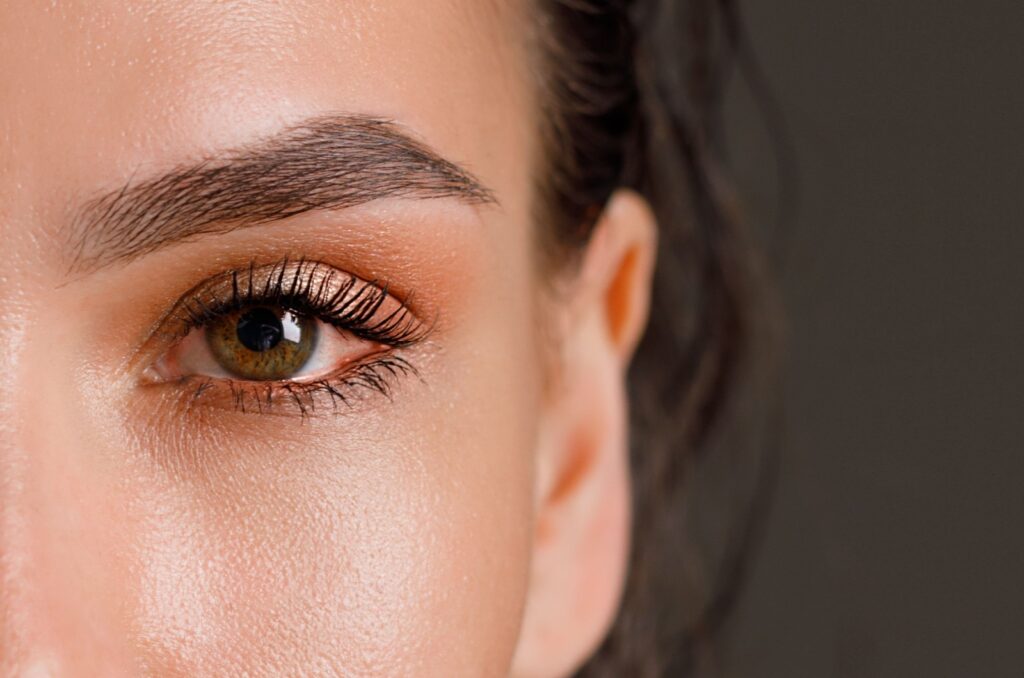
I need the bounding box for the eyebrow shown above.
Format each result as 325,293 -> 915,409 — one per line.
67,114 -> 496,273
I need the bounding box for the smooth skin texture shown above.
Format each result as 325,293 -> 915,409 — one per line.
0,1 -> 657,676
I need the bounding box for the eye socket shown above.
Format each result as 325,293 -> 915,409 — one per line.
143,259 -> 428,412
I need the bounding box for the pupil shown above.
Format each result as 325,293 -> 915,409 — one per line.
236,307 -> 285,352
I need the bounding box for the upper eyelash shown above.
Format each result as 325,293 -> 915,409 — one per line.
171,257 -> 428,348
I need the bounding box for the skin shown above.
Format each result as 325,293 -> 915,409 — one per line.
0,1 -> 657,676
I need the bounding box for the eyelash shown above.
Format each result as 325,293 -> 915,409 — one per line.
195,355 -> 420,417
163,258 -> 428,415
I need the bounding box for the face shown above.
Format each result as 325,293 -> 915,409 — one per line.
0,2 -> 652,676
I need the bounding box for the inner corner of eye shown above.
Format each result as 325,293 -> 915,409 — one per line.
138,324 -> 201,384
140,350 -> 179,385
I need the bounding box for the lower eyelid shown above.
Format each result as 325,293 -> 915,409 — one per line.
175,353 -> 419,416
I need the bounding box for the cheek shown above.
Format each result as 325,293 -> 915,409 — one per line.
115,312 -> 542,676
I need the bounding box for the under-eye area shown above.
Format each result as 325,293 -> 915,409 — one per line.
143,257 -> 429,416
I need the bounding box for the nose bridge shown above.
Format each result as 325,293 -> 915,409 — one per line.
2,45 -> 135,674
0,297 -> 134,676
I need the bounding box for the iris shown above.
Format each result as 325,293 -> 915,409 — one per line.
207,306 -> 317,380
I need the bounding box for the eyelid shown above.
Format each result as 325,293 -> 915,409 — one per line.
160,258 -> 428,345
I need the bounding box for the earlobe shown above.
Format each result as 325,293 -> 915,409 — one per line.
510,191 -> 657,678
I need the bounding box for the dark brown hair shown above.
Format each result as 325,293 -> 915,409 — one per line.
533,1 -> 773,675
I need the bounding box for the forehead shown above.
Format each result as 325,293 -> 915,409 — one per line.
0,0 -> 533,254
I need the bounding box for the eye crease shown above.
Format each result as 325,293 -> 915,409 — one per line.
145,258 -> 427,414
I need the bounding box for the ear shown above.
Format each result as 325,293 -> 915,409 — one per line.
510,190 -> 657,678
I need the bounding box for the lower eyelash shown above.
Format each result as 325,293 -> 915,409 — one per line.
185,355 -> 419,417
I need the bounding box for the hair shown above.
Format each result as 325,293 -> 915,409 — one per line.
532,0 -> 775,675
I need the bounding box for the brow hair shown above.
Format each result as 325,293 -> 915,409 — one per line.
68,114 -> 496,273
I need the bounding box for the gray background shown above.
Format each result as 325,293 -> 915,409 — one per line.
721,1 -> 1024,676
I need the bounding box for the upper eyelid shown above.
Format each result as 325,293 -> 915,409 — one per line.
159,258 -> 427,343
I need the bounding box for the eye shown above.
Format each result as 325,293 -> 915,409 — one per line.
153,305 -> 374,384
144,259 -> 427,412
